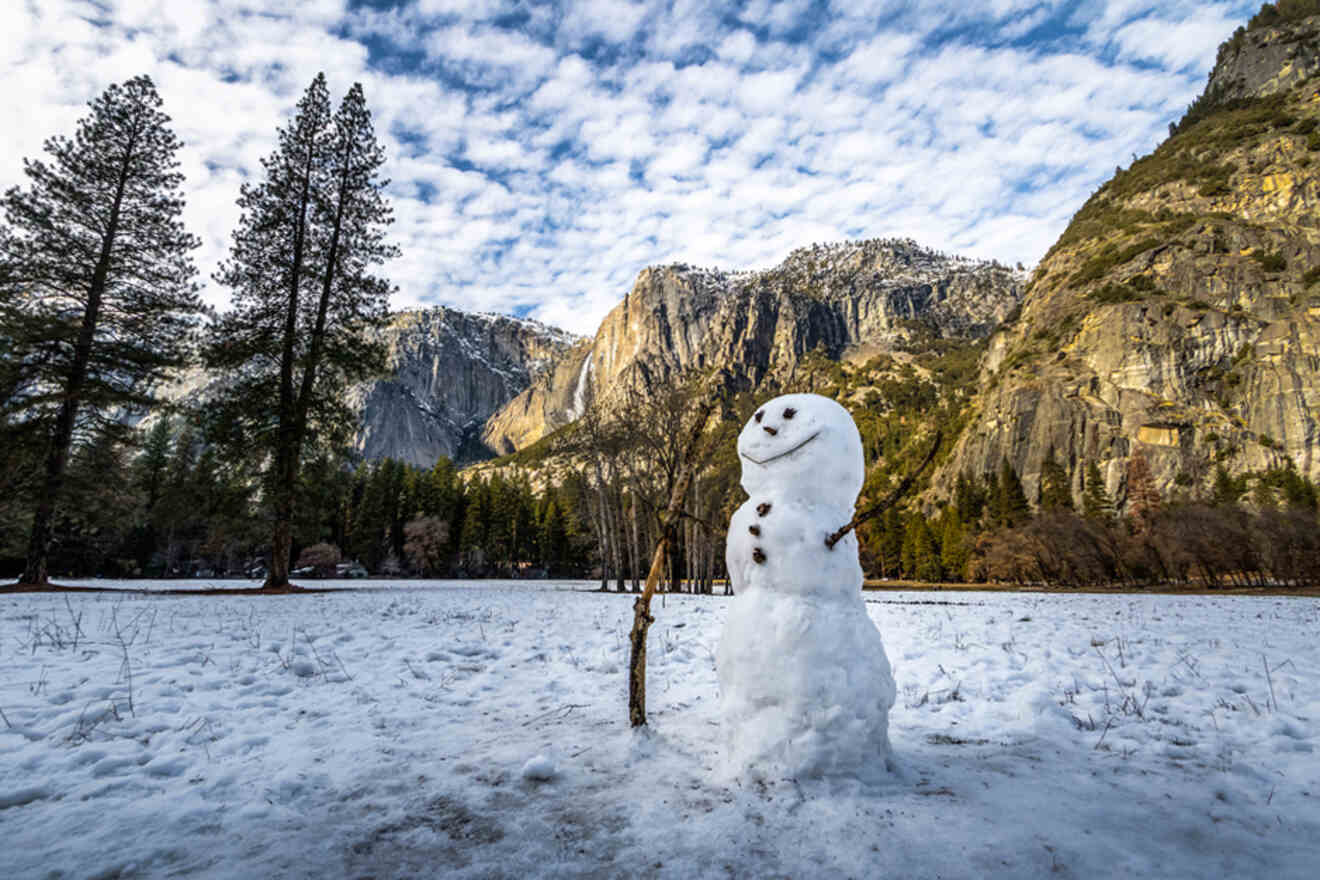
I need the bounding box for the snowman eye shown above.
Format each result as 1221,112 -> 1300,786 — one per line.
754,410 -> 764,423
783,408 -> 796,419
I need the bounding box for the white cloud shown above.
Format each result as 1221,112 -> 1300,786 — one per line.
0,0 -> 1265,336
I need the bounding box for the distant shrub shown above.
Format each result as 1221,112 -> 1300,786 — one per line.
1071,239 -> 1161,287
1303,266 -> 1320,287
1089,275 -> 1165,304
1251,250 -> 1288,272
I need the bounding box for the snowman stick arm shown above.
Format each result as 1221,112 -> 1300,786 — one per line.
824,431 -> 942,550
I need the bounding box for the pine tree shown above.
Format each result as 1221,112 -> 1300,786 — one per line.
1210,465 -> 1246,507
954,470 -> 986,524
994,459 -> 1032,527
907,513 -> 943,583
136,417 -> 174,517
1,75 -> 202,584
940,509 -> 969,581
1081,461 -> 1113,524
1039,448 -> 1074,511
880,506 -> 905,579
540,497 -> 570,575
203,75 -> 397,588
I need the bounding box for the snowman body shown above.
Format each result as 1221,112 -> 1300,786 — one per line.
717,393 -> 896,779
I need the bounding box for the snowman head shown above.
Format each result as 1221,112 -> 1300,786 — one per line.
736,393 -> 863,507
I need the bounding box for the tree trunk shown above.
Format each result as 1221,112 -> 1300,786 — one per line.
610,486 -> 626,592
633,496 -> 644,591
264,140 -> 316,590
628,396 -> 715,727
21,140 -> 133,585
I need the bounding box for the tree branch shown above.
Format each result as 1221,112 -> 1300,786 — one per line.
824,430 -> 943,550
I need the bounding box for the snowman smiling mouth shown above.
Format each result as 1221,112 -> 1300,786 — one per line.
740,431 -> 820,466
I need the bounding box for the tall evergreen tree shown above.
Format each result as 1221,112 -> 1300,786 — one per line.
1038,448 -> 1074,512
954,470 -> 986,525
1210,465 -> 1245,507
1,75 -> 202,584
203,75 -> 396,588
940,509 -> 969,581
1082,461 -> 1113,524
994,459 -> 1032,527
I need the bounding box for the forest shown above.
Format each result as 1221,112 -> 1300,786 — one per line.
4,70 -> 1319,591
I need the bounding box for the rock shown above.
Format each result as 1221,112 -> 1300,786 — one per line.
937,13 -> 1320,508
483,238 -> 1024,453
347,308 -> 578,466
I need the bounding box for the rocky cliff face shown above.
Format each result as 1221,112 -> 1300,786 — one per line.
937,12 -> 1320,507
481,239 -> 1024,454
348,308 -> 579,467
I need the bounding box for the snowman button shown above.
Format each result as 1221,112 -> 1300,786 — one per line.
756,502 -> 772,516
752,547 -> 766,564
748,524 -> 761,536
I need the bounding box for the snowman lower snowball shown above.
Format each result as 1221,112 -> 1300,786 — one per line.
716,392 -> 896,780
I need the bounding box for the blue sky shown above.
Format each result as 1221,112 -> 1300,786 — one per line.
2,0 -> 1260,334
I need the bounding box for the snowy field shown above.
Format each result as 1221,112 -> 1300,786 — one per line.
2,582 -> 1319,879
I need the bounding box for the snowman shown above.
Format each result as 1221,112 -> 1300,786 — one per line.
716,392 -> 896,780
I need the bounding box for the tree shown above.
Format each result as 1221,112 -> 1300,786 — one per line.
902,512 -> 942,582
538,498 -> 570,575
954,470 -> 986,525
1,75 -> 202,584
1039,448 -> 1073,512
203,74 -> 396,589
940,509 -> 970,581
404,516 -> 450,576
1210,465 -> 1246,507
1082,461 -> 1113,524
1125,448 -> 1161,533
993,459 -> 1032,527
295,542 -> 341,577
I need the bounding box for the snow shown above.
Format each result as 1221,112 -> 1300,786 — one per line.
720,393 -> 895,779
2,584 -> 1319,878
520,754 -> 557,782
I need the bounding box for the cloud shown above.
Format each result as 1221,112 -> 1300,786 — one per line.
0,0 -> 1264,335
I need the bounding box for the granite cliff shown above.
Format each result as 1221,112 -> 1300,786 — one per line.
936,10 -> 1320,507
482,238 -> 1024,455
156,306 -> 579,468
347,307 -> 578,466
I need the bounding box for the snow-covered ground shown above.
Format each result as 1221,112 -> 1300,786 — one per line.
2,584 -> 1318,879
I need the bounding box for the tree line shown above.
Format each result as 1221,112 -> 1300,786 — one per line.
0,413 -> 595,580
2,72 -> 396,588
855,449 -> 1320,588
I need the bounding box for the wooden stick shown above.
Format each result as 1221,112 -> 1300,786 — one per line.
628,396 -> 717,728
824,431 -> 943,550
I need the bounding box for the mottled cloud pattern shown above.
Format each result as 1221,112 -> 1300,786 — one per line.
1,1 -> 1257,334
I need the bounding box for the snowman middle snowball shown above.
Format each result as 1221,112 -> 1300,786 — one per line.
716,392 -> 896,780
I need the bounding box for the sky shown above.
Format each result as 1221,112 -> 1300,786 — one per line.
1,0 -> 1262,336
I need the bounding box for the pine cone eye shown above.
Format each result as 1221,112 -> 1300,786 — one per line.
754,410 -> 764,423
783,407 -> 796,419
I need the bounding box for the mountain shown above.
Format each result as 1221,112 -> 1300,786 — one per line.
481,238 -> 1025,455
935,9 -> 1320,506
158,306 -> 580,467
348,308 -> 580,466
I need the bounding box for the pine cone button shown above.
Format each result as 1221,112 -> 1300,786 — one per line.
752,547 -> 766,564
756,502 -> 772,516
